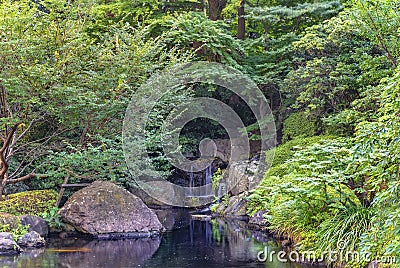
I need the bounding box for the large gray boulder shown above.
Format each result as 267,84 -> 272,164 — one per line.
59,181 -> 163,236
226,160 -> 259,196
19,215 -> 49,238
223,193 -> 248,219
0,232 -> 21,255
212,193 -> 248,220
17,231 -> 46,248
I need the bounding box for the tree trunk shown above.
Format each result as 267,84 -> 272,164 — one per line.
237,0 -> 246,40
208,0 -> 226,21
202,0 -> 207,16
0,183 -> 4,201
0,124 -> 18,200
0,123 -> 36,199
262,20 -> 269,51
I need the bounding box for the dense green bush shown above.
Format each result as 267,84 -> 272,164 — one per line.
0,190 -> 58,216
249,68 -> 400,266
282,112 -> 317,142
270,135 -> 336,167
30,138 -> 129,192
248,135 -> 336,216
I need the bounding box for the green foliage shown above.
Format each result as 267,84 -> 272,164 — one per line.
352,69 -> 400,260
42,207 -> 65,229
313,205 -> 373,263
31,137 -> 130,191
246,1 -> 343,36
0,190 -> 58,216
1,0 -> 400,265
352,0 -> 400,67
360,182 -> 400,260
249,68 -> 400,265
282,112 -> 317,142
152,12 -> 244,68
211,168 -> 224,191
271,135 -> 336,167
0,212 -> 20,232
0,0 -> 192,193
210,203 -> 219,213
0,213 -> 29,240
247,190 -> 270,217
248,135 -> 336,217
284,9 -> 393,127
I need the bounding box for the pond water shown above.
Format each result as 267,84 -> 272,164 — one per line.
0,218 -> 320,268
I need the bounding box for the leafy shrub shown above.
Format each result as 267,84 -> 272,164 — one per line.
322,109 -> 362,136
250,138 -> 362,241
42,207 -> 65,229
270,135 -> 336,167
212,168 -> 224,191
0,190 -> 58,216
282,112 -> 317,142
154,12 -> 244,68
248,135 -> 336,216
0,212 -> 20,230
0,212 -> 29,240
30,137 -> 130,193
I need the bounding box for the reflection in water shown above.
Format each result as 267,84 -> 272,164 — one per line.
143,219 -> 317,268
0,218 -> 318,268
0,237 -> 161,268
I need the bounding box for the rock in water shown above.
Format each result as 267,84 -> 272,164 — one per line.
59,181 -> 163,236
0,232 -> 22,255
223,193 -> 248,220
17,231 -> 46,248
248,210 -> 269,230
19,215 -> 49,238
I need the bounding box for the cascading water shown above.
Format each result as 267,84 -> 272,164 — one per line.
204,164 -> 213,196
188,163 -> 213,197
189,166 -> 194,196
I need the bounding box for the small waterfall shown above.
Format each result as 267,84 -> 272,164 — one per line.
204,164 -> 213,196
205,164 -> 212,185
189,166 -> 194,196
188,164 -> 213,197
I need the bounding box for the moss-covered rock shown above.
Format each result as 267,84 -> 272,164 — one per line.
0,190 -> 58,216
0,213 -> 20,231
59,181 -> 163,236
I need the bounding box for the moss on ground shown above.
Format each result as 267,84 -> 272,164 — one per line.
0,190 -> 58,216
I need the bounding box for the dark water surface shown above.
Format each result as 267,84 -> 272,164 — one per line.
0,218 -> 318,268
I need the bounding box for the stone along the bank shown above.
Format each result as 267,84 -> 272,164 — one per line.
59,181 -> 163,237
0,232 -> 21,255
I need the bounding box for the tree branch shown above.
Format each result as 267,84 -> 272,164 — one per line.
359,1 -> 397,67
0,123 -> 20,179
7,173 -> 36,184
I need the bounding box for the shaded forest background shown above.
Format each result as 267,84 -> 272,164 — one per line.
0,0 -> 399,266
